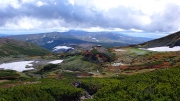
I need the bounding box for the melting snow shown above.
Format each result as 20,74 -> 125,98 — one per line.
111,62 -> 124,66
140,46 -> 180,52
41,35 -> 46,38
92,38 -> 99,42
47,40 -> 54,43
0,61 -> 34,72
35,61 -> 39,63
48,60 -> 63,64
53,46 -> 74,52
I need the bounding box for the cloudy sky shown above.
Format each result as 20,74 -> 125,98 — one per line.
0,0 -> 180,38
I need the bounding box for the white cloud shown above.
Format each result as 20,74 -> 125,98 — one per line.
2,16 -> 70,31
0,0 -> 180,36
0,0 -> 21,9
22,0 -> 36,3
36,1 -> 47,7
51,0 -> 57,5
141,16 -> 151,25
68,0 -> 74,5
74,0 -> 178,16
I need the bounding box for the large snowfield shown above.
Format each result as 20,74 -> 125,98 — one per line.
0,60 -> 64,72
0,61 -> 34,72
140,46 -> 180,52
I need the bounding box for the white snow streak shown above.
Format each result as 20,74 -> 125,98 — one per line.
48,60 -> 63,64
140,46 -> 180,52
53,46 -> 74,51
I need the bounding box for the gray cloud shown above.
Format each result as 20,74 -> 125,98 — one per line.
0,0 -> 180,33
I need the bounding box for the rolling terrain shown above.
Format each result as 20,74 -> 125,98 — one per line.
138,31 -> 180,48
0,38 -> 51,57
110,31 -> 180,74
0,31 -> 179,101
7,31 -> 152,51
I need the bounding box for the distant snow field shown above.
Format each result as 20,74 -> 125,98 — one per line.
53,46 -> 74,52
48,60 -> 63,64
140,46 -> 180,52
47,40 -> 54,43
92,38 -> 99,42
0,61 -> 34,72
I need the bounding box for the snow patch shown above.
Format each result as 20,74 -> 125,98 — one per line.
47,40 -> 54,43
0,61 -> 34,72
92,38 -> 99,42
111,62 -> 124,66
48,60 -> 63,64
52,46 -> 74,52
41,35 -> 46,38
35,61 -> 39,63
140,46 -> 180,52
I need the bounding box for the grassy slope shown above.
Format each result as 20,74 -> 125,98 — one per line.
61,55 -> 100,72
0,38 -> 51,56
138,31 -> 180,48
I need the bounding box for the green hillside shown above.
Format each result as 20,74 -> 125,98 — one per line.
0,38 -> 51,57
138,31 -> 180,48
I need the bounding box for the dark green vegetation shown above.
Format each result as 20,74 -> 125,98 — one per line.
0,70 -> 20,80
82,67 -> 180,101
31,55 -> 101,79
61,55 -> 100,72
138,31 -> 180,48
0,38 -> 51,57
40,64 -> 59,72
0,79 -> 82,101
0,67 -> 179,101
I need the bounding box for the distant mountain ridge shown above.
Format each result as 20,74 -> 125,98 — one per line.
0,34 -> 8,38
0,38 -> 51,56
138,31 -> 180,48
7,31 -> 152,51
